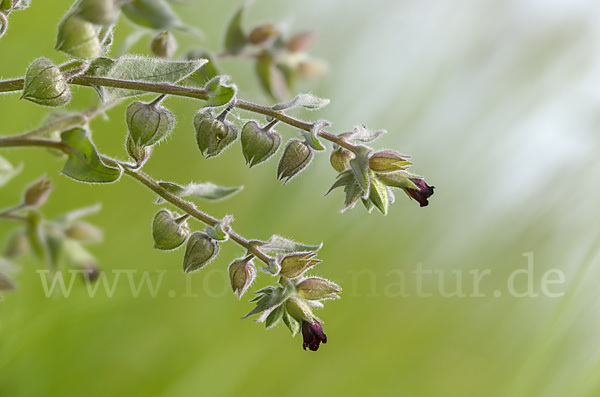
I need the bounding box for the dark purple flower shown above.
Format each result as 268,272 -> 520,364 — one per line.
302,320 -> 327,351
406,178 -> 434,207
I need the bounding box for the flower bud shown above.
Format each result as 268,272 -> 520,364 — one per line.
296,277 -> 342,300
286,31 -> 315,53
240,121 -> 281,167
377,173 -> 435,207
297,59 -> 326,80
152,209 -> 190,251
3,231 -> 30,259
23,175 -> 53,207
277,139 -> 313,183
150,30 -> 178,58
278,252 -> 320,279
75,0 -> 121,25
285,296 -> 314,323
56,14 -> 102,60
183,232 -> 219,273
228,257 -> 256,299
369,150 -> 410,173
248,23 -> 277,45
329,146 -> 354,172
126,100 -> 175,147
65,221 -> 103,243
405,177 -> 434,207
301,319 -> 327,351
21,58 -> 71,107
126,135 -> 153,164
194,111 -> 238,158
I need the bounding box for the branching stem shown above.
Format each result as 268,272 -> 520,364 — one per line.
0,74 -> 361,154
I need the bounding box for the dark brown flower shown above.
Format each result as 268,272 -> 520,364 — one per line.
406,178 -> 434,207
302,320 -> 327,351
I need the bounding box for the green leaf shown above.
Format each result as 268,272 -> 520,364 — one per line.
342,178 -> 363,213
242,286 -> 288,320
224,4 -> 246,54
349,145 -> 371,198
60,128 -> 122,183
157,181 -> 243,202
203,76 -> 236,107
265,305 -> 284,329
256,51 -> 288,101
301,120 -> 328,151
121,0 -> 183,30
368,173 -> 389,215
186,50 -> 221,86
272,93 -> 330,111
257,235 -> 323,255
340,125 -> 387,143
91,56 -> 207,102
282,309 -> 300,336
7,0 -> 31,10
60,203 -> 102,224
377,171 -> 419,190
0,155 -> 22,187
26,210 -> 53,268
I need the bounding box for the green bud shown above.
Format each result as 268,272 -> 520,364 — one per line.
297,277 -> 341,300
56,14 -> 102,60
126,135 -> 153,164
152,209 -> 190,251
21,58 -> 71,107
150,30 -> 178,59
285,296 -> 314,323
277,139 -> 313,183
75,0 -> 121,25
3,230 -> 30,259
65,221 -> 103,243
369,150 -> 410,173
126,100 -> 175,147
329,146 -> 354,172
240,121 -> 281,167
248,23 -> 277,45
182,231 -> 219,273
194,111 -> 238,158
278,252 -> 321,279
228,257 -> 256,299
23,175 -> 53,207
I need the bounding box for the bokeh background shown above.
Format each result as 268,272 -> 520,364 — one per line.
1,0 -> 600,396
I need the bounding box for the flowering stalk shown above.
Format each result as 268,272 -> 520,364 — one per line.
0,0 -> 435,352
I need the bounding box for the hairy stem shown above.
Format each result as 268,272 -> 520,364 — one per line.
0,135 -> 274,267
116,164 -> 274,266
0,75 -> 360,153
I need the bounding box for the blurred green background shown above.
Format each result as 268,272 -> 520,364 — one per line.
1,0 -> 600,396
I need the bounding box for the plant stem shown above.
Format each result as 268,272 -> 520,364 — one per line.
115,163 -> 273,265
0,134 -> 274,267
0,75 -> 360,154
